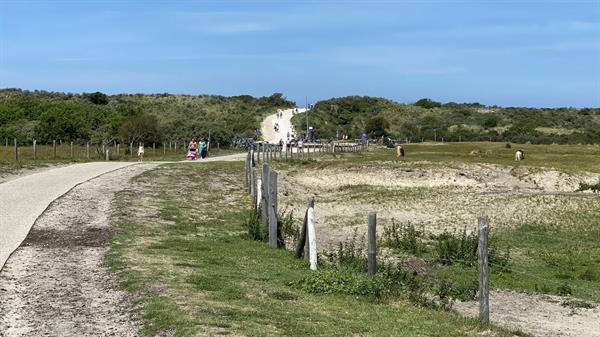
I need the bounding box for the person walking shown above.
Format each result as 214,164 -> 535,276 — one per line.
137,142 -> 145,162
199,140 -> 207,159
188,138 -> 198,159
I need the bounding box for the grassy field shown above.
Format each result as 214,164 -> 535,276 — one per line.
271,142 -> 600,304
106,161 -> 524,337
295,142 -> 600,173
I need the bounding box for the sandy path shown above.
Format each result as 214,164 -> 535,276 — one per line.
260,108 -> 306,143
0,151 -> 246,336
0,162 -> 137,270
454,290 -> 600,337
0,153 -> 245,272
0,164 -> 156,336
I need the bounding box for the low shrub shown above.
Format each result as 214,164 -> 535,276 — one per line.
432,229 -> 478,266
382,221 -> 424,255
576,180 -> 600,193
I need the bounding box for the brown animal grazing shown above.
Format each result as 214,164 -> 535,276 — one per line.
397,145 -> 405,157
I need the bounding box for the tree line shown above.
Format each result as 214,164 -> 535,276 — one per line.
0,89 -> 294,146
291,96 -> 600,144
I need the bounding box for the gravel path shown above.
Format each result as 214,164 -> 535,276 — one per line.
0,164 -> 155,336
0,162 -> 137,271
0,154 -> 245,272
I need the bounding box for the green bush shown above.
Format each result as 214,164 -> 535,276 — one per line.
382,221 -> 424,255
432,229 -> 478,266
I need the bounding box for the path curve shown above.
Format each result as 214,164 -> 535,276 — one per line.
0,152 -> 246,271
0,162 -> 137,270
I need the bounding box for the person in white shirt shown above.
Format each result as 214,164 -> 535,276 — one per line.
137,142 -> 145,162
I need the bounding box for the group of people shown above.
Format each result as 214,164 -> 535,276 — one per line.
187,138 -> 208,160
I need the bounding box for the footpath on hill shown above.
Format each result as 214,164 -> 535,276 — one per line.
260,107 -> 306,143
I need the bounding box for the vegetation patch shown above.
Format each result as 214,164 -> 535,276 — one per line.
108,162 -> 521,337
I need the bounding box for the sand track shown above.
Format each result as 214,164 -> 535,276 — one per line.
0,164 -> 156,336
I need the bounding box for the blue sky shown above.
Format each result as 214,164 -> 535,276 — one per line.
1,0 -> 599,107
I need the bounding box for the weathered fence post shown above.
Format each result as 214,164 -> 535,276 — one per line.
32,139 -> 36,160
295,196 -> 314,258
86,142 -> 90,159
13,138 -> 18,161
478,216 -> 490,324
307,200 -> 317,270
256,143 -> 260,164
255,177 -> 262,211
53,140 -> 57,159
368,212 -> 377,276
268,170 -> 278,248
249,162 -> 255,202
105,148 -> 110,161
153,143 -> 156,158
163,142 -> 166,157
261,164 -> 270,227
70,141 -> 74,158
117,143 -> 120,158
245,149 -> 251,193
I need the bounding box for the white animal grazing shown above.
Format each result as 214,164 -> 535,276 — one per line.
515,150 -> 524,161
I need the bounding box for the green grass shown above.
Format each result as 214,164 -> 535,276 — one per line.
275,142 -> 600,174
107,161 -> 523,337
277,142 -> 600,303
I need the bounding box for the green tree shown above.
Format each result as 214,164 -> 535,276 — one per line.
84,92 -> 109,105
415,98 -> 442,109
119,115 -> 161,147
365,116 -> 390,138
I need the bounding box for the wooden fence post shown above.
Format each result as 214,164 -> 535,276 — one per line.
268,170 -> 278,248
86,142 -> 90,159
245,149 -> 251,193
53,140 -> 57,159
153,143 -> 156,158
307,200 -> 317,270
250,162 -> 255,202
478,216 -> 490,324
295,196 -> 314,258
256,143 -> 260,164
105,148 -> 110,161
70,141 -> 74,158
368,212 -> 377,276
261,164 -> 270,227
33,139 -> 36,160
255,177 -> 262,212
13,138 -> 18,161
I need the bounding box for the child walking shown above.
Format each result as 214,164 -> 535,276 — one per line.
137,142 -> 145,162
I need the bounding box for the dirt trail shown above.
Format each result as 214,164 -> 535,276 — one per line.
454,290 -> 600,337
260,108 -> 305,143
0,164 -> 156,337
